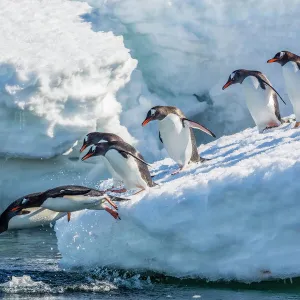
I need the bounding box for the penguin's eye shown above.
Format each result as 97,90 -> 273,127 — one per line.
91,145 -> 96,152
279,51 -> 285,58
84,135 -> 88,143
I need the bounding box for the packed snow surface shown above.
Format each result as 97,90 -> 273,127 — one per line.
56,123 -> 300,281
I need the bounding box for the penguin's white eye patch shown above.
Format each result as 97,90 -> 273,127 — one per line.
91,145 -> 96,152
230,72 -> 236,80
84,135 -> 88,142
150,109 -> 156,116
279,51 -> 284,58
21,198 -> 28,204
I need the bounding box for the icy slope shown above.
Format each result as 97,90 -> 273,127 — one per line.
56,123 -> 300,281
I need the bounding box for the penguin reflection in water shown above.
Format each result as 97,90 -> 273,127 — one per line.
142,106 -> 216,174
82,141 -> 156,195
0,185 -> 129,234
222,69 -> 286,132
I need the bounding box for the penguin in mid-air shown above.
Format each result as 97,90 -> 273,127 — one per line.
80,132 -> 124,190
141,106 -> 216,174
82,141 -> 156,195
268,51 -> 300,128
222,69 -> 286,132
0,192 -> 65,234
6,185 -> 129,224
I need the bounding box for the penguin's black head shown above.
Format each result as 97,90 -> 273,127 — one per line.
0,213 -> 9,234
80,132 -> 123,153
80,132 -> 105,153
222,70 -> 247,90
81,143 -> 107,161
142,106 -> 169,126
267,51 -> 293,66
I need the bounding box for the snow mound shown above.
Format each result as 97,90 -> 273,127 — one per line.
0,0 -> 153,159
56,123 -> 300,282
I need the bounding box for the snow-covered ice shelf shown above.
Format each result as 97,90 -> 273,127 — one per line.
56,123 -> 300,281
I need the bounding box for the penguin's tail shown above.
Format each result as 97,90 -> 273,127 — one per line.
281,116 -> 296,124
199,156 -> 212,163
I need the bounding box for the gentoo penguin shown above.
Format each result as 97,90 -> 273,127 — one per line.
80,132 -> 124,189
0,192 -> 65,234
82,141 -> 156,194
9,185 -> 129,222
267,51 -> 300,128
222,69 -> 286,132
141,106 -> 216,174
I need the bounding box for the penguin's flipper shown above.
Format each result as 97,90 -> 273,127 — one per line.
182,118 -> 216,138
110,145 -> 151,166
159,132 -> 163,143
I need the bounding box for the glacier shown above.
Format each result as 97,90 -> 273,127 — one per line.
56,123 -> 300,281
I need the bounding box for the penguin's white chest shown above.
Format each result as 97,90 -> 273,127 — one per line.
8,208 -> 65,230
41,195 -> 106,212
282,61 -> 300,119
102,156 -> 123,186
105,150 -> 147,190
242,76 -> 280,131
159,114 -> 192,166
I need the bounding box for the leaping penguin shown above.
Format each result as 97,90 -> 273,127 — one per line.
222,69 -> 286,132
7,185 -> 129,223
0,192 -> 65,234
82,141 -> 156,195
268,51 -> 300,128
80,132 -> 124,189
141,106 -> 216,174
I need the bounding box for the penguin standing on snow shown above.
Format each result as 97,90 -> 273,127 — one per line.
82,141 -> 156,195
7,185 -> 129,223
222,69 -> 286,132
0,192 -> 65,234
267,51 -> 300,128
80,132 -> 124,190
141,106 -> 216,174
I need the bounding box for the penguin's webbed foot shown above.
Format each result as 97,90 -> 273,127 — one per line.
104,207 -> 121,220
294,122 -> 300,128
104,196 -> 118,210
67,212 -> 71,222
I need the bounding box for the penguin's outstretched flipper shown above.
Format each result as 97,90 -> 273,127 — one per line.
182,118 -> 216,138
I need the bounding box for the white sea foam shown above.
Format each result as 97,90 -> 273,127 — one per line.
56,123 -> 300,282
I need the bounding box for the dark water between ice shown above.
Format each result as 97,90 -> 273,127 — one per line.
1,228 -> 300,300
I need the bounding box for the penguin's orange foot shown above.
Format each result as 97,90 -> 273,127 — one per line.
263,123 -> 279,132
294,122 -> 300,128
105,207 -> 121,220
104,196 -> 118,210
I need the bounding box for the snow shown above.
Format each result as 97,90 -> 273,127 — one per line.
56,122 -> 300,281
0,0 -> 149,159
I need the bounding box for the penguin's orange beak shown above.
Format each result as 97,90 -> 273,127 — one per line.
81,152 -> 94,161
80,144 -> 87,153
267,58 -> 278,63
222,80 -> 233,90
142,117 -> 153,126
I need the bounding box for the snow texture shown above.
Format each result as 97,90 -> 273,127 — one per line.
56,123 -> 300,281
